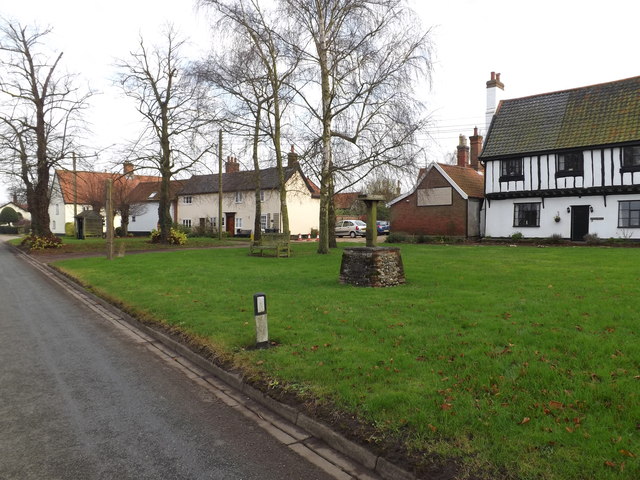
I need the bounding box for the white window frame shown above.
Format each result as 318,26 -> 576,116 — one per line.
183,196 -> 192,204
182,219 -> 192,228
235,191 -> 243,203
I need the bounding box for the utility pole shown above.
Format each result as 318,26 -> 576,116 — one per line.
218,129 -> 223,241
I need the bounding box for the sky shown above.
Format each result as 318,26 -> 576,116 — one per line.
0,0 -> 639,203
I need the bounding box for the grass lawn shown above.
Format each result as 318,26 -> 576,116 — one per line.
53,243 -> 640,479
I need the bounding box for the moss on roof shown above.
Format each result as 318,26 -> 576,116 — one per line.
480,76 -> 640,160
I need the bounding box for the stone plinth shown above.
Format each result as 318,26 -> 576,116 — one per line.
339,247 -> 405,287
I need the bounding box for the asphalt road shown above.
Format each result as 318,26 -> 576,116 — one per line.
0,241 -> 336,480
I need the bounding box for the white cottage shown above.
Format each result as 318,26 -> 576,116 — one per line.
177,153 -> 320,237
48,164 -> 159,235
481,75 -> 640,241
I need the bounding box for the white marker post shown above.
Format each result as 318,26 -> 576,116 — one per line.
253,293 -> 268,349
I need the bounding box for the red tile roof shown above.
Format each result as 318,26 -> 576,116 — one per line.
438,164 -> 484,198
55,170 -> 160,205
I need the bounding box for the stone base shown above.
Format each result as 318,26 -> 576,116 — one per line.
339,247 -> 405,287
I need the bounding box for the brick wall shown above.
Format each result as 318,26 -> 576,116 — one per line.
390,168 -> 468,236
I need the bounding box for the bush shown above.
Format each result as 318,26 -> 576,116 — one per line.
65,222 -> 75,237
386,231 -> 415,244
115,226 -> 124,237
545,233 -> 564,244
510,232 -> 524,242
20,234 -> 62,250
0,225 -> 18,234
584,233 -> 601,245
150,228 -> 188,245
0,206 -> 20,225
416,234 -> 430,244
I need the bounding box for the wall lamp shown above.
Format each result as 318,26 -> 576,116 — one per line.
590,206 -> 594,213
566,207 -> 571,213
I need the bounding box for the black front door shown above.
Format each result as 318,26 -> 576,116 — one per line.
570,206 -> 589,241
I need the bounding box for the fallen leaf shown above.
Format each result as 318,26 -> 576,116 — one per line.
604,461 -> 617,468
519,417 -> 530,425
620,449 -> 636,458
428,424 -> 437,432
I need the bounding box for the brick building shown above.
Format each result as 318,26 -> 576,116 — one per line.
388,130 -> 485,237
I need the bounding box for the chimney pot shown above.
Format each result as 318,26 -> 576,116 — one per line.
288,146 -> 299,168
457,135 -> 470,167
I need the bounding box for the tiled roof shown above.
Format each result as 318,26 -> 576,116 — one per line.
480,76 -> 640,160
180,166 -> 314,195
438,164 -> 484,198
55,170 -> 159,204
334,192 -> 361,209
129,179 -> 186,203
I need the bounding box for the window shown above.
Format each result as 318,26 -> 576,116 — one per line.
556,152 -> 583,177
618,200 -> 640,227
52,220 -> 56,230
236,218 -> 243,228
55,204 -> 59,215
148,192 -> 157,199
182,219 -> 192,228
183,196 -> 192,204
235,191 -> 243,203
500,159 -> 524,182
260,214 -> 267,231
131,216 -> 136,223
622,146 -> 640,172
513,203 -> 540,227
260,190 -> 265,202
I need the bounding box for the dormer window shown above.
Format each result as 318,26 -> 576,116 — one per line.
622,146 -> 640,172
499,158 -> 524,182
556,152 -> 583,177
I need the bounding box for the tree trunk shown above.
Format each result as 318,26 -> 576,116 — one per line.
253,104 -> 262,242
316,20 -> 332,254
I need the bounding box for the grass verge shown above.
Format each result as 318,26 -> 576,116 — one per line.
53,243 -> 640,479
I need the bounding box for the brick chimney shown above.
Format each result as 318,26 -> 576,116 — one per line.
485,71 -> 505,133
225,156 -> 240,173
457,135 -> 469,167
123,161 -> 134,178
469,127 -> 484,172
287,145 -> 299,167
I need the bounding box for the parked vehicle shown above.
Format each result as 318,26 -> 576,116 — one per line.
335,219 -> 367,238
376,220 -> 390,235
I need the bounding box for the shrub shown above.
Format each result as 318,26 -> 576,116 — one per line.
545,233 -> 564,244
584,233 -> 601,245
510,232 -> 524,242
387,231 -> 415,244
20,234 -> 62,250
150,228 -> 188,245
416,234 -> 430,244
65,222 -> 75,237
0,206 -> 20,225
0,225 -> 18,234
310,228 -> 319,238
115,226 -> 124,237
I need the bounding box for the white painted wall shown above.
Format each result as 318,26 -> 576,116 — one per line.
177,171 -> 319,235
485,194 -> 640,240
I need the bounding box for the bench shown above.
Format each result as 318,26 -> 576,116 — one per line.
235,229 -> 252,238
250,232 -> 290,257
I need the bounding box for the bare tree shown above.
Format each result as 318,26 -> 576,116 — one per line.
116,25 -> 217,243
280,0 -> 432,253
199,0 -> 300,236
0,20 -> 92,236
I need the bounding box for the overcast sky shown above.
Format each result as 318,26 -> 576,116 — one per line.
1,0 -> 638,203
